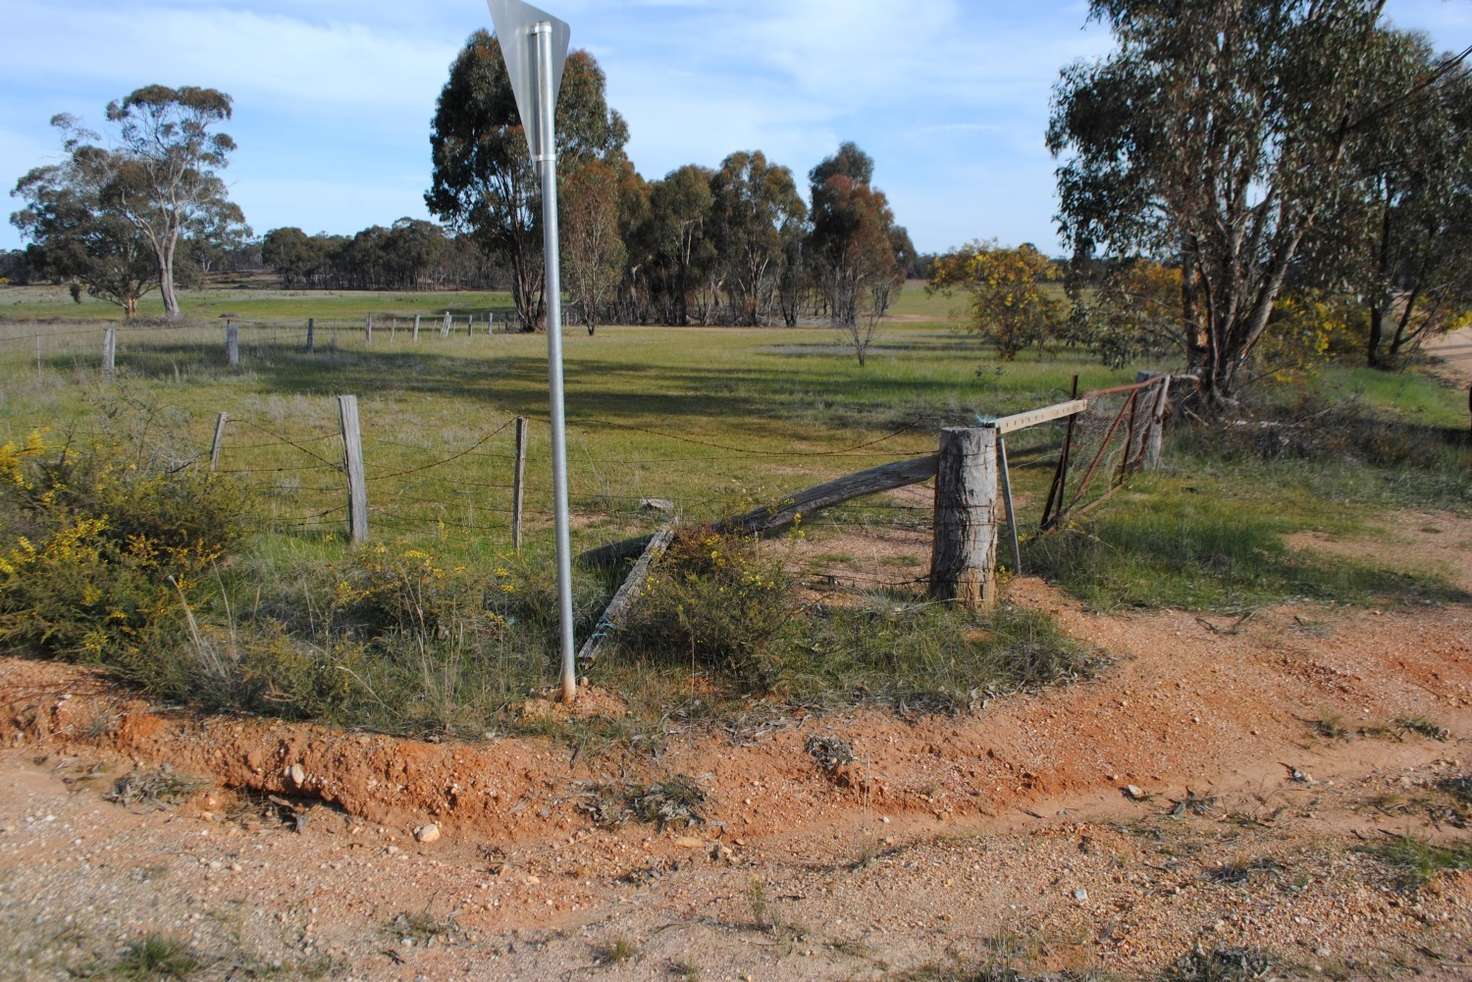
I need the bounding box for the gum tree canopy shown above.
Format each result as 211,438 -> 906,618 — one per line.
1048,0 -> 1390,407
11,88 -> 244,319
427,30 -> 628,331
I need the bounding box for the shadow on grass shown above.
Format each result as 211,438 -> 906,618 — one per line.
103,338 -> 1098,435
1024,490 -> 1468,613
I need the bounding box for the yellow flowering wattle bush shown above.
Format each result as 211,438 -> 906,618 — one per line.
319,544 -> 509,642
620,529 -> 792,680
0,433 -> 248,677
1256,291 -> 1366,380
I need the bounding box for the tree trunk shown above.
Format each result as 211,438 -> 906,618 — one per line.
1367,305 -> 1386,368
159,233 -> 182,320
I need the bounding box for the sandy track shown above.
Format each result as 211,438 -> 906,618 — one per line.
1425,326 -> 1472,387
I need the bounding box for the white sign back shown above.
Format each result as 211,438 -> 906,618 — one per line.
487,0 -> 570,162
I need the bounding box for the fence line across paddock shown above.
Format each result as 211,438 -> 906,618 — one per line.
0,318 -> 1187,605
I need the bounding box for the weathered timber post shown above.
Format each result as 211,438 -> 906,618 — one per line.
35,334 -> 42,379
306,318 -> 315,353
225,324 -> 239,369
488,312 -> 495,336
512,416 -> 528,552
466,315 -> 473,336
102,326 -> 116,378
413,315 -> 421,342
1136,372 -> 1172,469
209,412 -> 229,472
365,317 -> 373,343
442,312 -> 451,337
338,395 -> 368,544
930,425 -> 999,609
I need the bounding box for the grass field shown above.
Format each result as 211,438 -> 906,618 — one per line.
0,279 -> 1467,736
1,279 -> 1465,570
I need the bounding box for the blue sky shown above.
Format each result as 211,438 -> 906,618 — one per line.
2,0 -> 1468,255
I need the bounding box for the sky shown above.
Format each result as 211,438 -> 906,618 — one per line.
1,0 -> 1468,255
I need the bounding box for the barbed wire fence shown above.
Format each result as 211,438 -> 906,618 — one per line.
0,319 -> 1183,606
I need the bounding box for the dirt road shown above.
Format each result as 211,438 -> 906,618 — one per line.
1,516 -> 1471,979
1426,326 -> 1472,386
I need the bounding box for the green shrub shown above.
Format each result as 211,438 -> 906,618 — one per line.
0,432 -> 249,690
772,602 -> 1098,708
620,530 -> 794,680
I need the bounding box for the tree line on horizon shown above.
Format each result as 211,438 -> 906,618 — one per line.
6,1 -> 1470,407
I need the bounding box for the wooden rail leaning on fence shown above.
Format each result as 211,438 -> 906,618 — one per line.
578,395 -> 1139,617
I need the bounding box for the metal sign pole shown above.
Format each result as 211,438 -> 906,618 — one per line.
487,0 -> 576,702
534,22 -> 577,705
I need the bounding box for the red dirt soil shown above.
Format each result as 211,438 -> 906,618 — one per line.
1,519 -> 1470,978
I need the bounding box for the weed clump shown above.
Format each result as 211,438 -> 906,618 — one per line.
614,530 -> 1099,718
1367,834 -> 1472,890
109,934 -> 201,979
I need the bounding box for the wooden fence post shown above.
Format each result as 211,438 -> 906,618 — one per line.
338,395 -> 368,544
488,312 -> 495,336
1142,376 -> 1165,468
930,425 -> 999,609
306,318 -> 315,353
413,315 -> 421,342
102,326 -> 116,378
465,315 -> 472,336
209,412 -> 228,472
442,312 -> 451,337
512,416 -> 528,552
1138,373 -> 1172,469
35,334 -> 42,379
225,324 -> 239,368
365,316 -> 373,344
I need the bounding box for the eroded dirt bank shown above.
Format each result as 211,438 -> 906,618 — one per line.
2,550 -> 1471,978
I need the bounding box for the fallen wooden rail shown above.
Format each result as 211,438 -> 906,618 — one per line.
577,524 -> 675,664
580,453 -> 939,567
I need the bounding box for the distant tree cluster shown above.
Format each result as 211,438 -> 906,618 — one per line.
260,220 -> 505,292
425,32 -> 914,335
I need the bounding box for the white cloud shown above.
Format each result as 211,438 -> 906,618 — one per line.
3,1 -> 457,121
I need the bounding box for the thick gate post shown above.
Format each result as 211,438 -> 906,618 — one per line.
930,425 -> 999,609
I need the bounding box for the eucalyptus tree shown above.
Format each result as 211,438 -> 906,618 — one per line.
808,143 -> 908,331
11,137 -> 157,316
560,158 -> 626,334
11,91 -> 243,319
647,165 -> 716,325
1317,30 -> 1472,366
102,87 -> 242,318
709,151 -> 806,326
1049,0 -> 1391,406
427,30 -> 628,331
